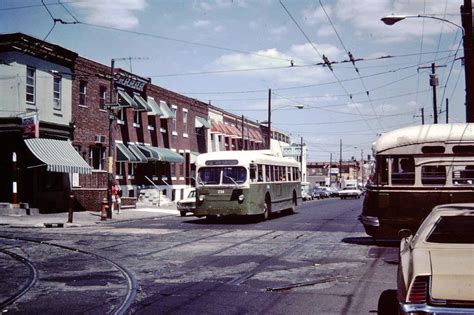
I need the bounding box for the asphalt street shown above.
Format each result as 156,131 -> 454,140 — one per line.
0,197 -> 399,314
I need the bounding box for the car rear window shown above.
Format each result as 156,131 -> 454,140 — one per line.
426,216 -> 474,244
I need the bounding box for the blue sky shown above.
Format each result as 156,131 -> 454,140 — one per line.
0,0 -> 466,161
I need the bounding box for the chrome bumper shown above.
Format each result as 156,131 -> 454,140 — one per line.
400,302 -> 474,314
358,215 -> 380,227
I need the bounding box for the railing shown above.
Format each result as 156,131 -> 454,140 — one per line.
143,176 -> 173,207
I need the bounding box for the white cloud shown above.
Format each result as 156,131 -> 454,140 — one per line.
270,26 -> 288,36
303,6 -> 331,26
193,20 -> 211,28
72,0 -> 147,29
193,0 -> 248,11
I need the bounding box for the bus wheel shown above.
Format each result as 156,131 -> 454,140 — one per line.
180,211 -> 186,217
286,192 -> 297,214
206,215 -> 218,222
262,195 -> 271,221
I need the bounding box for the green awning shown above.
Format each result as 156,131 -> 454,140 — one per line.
195,116 -> 210,128
116,142 -> 139,162
159,101 -> 175,119
128,144 -> 148,163
190,151 -> 200,164
117,90 -> 139,109
146,97 -> 163,117
133,93 -> 151,112
24,138 -> 92,174
148,146 -> 184,163
136,144 -> 160,161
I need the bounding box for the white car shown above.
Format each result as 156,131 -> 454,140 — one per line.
391,204 -> 474,314
177,190 -> 196,217
338,187 -> 362,199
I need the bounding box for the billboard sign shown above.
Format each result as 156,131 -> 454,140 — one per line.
22,113 -> 39,138
282,146 -> 302,157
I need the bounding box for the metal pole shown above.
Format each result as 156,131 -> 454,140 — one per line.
339,139 -> 342,188
241,115 -> 245,150
329,153 -> 332,187
461,0 -> 474,122
421,108 -> 425,125
107,59 -> 115,219
267,88 -> 271,150
360,149 -> 364,186
431,63 -> 438,124
12,152 -> 17,204
446,98 -> 449,123
300,136 -> 304,183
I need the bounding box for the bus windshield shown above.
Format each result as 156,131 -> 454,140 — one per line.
198,167 -> 247,185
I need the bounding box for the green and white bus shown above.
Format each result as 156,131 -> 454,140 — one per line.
194,150 -> 302,220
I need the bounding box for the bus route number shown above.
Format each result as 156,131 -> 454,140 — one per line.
218,190 -> 225,194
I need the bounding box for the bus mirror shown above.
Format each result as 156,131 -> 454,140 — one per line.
398,229 -> 412,239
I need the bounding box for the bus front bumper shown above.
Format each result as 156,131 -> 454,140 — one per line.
358,215 -> 380,227
400,301 -> 474,314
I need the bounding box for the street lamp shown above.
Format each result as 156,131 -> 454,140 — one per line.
381,14 -> 465,36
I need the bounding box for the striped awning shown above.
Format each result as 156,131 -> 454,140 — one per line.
116,142 -> 139,162
138,145 -> 184,163
133,93 -> 151,112
146,97 -> 163,117
159,101 -> 175,119
128,144 -> 148,163
24,138 -> 92,174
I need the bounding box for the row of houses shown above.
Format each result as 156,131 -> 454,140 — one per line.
0,32 -> 295,213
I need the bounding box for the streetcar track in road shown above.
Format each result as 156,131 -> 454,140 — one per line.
0,235 -> 137,315
0,249 -> 38,310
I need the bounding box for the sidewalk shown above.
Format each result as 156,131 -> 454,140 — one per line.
0,205 -> 181,228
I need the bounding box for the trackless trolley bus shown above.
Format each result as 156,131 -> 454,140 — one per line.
361,123 -> 474,238
194,150 -> 301,220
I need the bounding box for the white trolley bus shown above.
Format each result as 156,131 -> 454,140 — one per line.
194,150 -> 302,220
360,123 -> 474,238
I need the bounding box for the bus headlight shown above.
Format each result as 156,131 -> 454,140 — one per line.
238,194 -> 245,202
199,195 -> 205,202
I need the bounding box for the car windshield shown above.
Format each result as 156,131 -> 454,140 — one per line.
198,167 -> 247,185
188,190 -> 195,198
426,216 -> 474,244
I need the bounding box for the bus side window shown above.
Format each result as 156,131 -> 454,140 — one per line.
377,157 -> 389,185
391,157 -> 415,185
250,164 -> 257,182
422,165 -> 446,185
453,165 -> 474,185
257,164 -> 264,182
266,165 -> 271,182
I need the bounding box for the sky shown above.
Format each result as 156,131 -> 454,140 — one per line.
0,0 -> 467,161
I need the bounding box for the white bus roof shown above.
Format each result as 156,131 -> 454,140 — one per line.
195,150 -> 300,167
373,123 -> 474,154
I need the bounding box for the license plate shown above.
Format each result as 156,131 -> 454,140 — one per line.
217,190 -> 225,194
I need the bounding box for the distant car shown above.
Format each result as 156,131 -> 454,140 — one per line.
302,189 -> 313,201
339,187 -> 362,199
177,189 -> 196,216
309,188 -> 322,199
328,187 -> 339,197
393,204 -> 474,314
319,187 -> 331,198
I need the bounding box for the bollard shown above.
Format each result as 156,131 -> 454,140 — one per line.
67,195 -> 74,223
101,198 -> 108,221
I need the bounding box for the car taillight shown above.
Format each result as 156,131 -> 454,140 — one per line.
408,275 -> 430,303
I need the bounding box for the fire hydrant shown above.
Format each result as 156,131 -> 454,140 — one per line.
101,198 -> 108,221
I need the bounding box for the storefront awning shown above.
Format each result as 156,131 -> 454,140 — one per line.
223,123 -> 241,138
117,89 -> 139,109
146,97 -> 163,117
128,144 -> 148,163
210,120 -> 224,134
190,151 -> 200,164
146,146 -> 184,164
195,116 -> 210,129
24,138 -> 92,174
116,142 -> 139,162
159,101 -> 175,119
133,93 -> 152,112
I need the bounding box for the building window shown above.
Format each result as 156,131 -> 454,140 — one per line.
171,106 -> 177,135
170,162 -> 176,178
128,163 -> 135,178
79,81 -> 87,106
53,75 -> 61,110
116,162 -> 124,177
90,146 -> 105,170
182,109 -> 188,136
26,66 -> 36,104
179,153 -> 184,178
99,86 -> 107,110
134,110 -> 141,126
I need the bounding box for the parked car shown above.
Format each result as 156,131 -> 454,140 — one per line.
328,187 -> 339,197
319,187 -> 331,198
392,204 -> 474,314
310,188 -> 322,199
301,189 -> 313,201
177,189 -> 196,216
339,187 -> 362,199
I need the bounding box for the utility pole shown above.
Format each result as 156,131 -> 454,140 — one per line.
329,153 -> 332,187
339,139 -> 342,188
446,98 -> 449,124
461,0 -> 474,122
414,108 -> 425,125
241,115 -> 245,150
418,63 -> 446,124
300,136 -> 304,183
267,88 -> 271,150
107,59 -> 115,220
